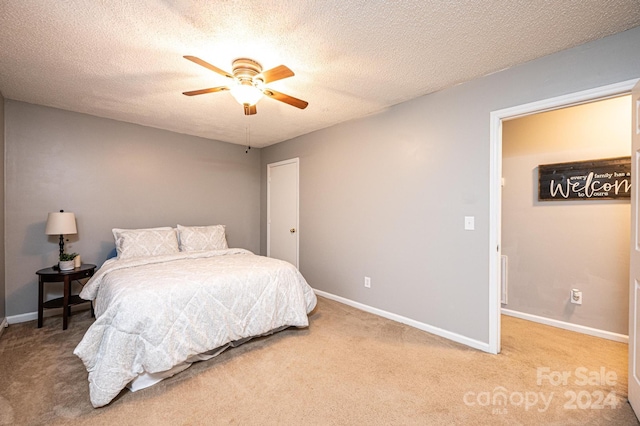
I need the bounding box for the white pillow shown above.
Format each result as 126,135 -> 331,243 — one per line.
112,227 -> 180,259
177,224 -> 228,252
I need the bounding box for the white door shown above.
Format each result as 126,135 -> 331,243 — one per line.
629,80 -> 640,416
267,158 -> 299,268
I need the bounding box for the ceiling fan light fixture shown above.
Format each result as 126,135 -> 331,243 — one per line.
183,56 -> 307,113
230,81 -> 263,106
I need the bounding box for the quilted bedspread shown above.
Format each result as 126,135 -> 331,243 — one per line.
73,249 -> 317,407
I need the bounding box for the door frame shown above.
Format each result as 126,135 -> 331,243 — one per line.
488,78 -> 639,355
267,157 -> 300,268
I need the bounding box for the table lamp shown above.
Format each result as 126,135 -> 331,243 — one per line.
45,210 -> 77,260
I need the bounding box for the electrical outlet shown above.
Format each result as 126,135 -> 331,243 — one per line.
364,276 -> 371,288
571,289 -> 582,305
464,216 -> 475,231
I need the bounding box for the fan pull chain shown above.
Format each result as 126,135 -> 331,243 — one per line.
245,124 -> 251,154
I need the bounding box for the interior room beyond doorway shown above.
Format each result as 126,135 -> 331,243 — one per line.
501,95 -> 631,341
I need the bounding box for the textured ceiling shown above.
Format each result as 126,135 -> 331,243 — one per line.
1,1 -> 639,148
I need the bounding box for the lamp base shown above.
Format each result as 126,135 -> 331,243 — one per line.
59,234 -> 65,261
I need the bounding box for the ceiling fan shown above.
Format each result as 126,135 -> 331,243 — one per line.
182,56 -> 308,115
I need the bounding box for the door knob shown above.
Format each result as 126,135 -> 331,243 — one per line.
290,228 -> 296,233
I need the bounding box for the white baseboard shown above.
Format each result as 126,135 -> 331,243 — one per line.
314,289 -> 491,353
7,303 -> 92,325
7,311 -> 39,324
501,308 -> 628,343
0,317 -> 7,340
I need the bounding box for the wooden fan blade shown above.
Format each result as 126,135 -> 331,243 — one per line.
182,86 -> 229,96
244,105 -> 257,115
264,89 -> 308,109
262,65 -> 294,83
183,56 -> 233,79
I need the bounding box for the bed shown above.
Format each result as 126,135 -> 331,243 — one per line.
73,225 -> 317,408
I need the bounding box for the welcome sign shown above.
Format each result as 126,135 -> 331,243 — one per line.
538,157 -> 631,201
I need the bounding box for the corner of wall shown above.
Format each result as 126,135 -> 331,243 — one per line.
0,91 -> 7,321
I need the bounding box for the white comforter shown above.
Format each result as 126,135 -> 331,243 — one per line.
73,249 -> 317,407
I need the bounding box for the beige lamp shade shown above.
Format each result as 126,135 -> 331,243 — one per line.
45,212 -> 77,235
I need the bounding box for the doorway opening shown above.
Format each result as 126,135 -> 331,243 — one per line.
501,95 -> 630,342
488,79 -> 640,355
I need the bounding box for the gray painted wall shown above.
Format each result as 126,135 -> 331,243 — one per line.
0,93 -> 5,321
502,96 -> 630,335
5,101 -> 260,317
261,27 -> 640,345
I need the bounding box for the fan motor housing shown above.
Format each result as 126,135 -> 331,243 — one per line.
232,58 -> 263,82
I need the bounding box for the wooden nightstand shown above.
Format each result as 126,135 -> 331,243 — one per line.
36,263 -> 96,330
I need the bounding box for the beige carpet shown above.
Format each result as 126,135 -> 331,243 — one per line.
0,296 -> 637,425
